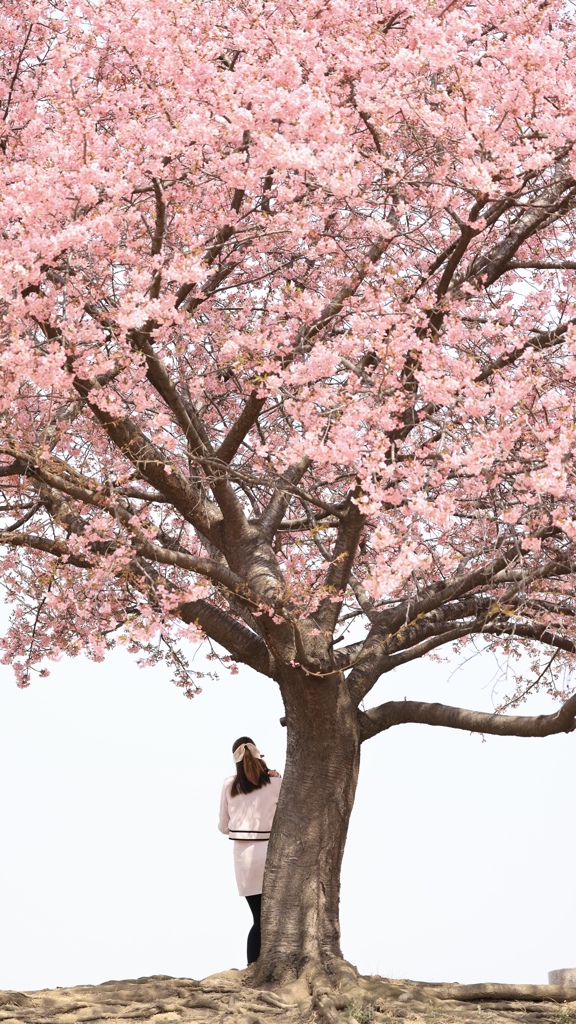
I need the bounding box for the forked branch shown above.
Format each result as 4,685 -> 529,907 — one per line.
258,457 -> 312,541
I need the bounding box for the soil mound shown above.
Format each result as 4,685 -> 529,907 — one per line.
2,972 -> 575,1024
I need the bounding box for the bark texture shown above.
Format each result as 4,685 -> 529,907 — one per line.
254,668 -> 361,984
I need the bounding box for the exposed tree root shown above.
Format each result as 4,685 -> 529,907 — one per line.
3,971 -> 576,1024
251,967 -> 576,1022
244,957 -> 365,1021
419,982 -> 576,1003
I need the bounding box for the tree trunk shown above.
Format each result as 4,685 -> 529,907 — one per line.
254,668 -> 361,985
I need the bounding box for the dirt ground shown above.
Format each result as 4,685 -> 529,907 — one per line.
2,972 -> 575,1024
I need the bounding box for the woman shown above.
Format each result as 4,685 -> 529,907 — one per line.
218,736 -> 282,965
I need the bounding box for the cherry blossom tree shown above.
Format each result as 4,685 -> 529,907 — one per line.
2,0 -> 576,988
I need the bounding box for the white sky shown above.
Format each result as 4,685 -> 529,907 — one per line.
1,608 -> 574,993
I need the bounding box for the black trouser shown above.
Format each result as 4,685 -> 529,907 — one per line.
245,894 -> 262,964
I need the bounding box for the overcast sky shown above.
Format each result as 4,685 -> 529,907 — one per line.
1,611 -> 574,993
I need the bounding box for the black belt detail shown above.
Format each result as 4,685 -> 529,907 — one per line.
229,837 -> 269,841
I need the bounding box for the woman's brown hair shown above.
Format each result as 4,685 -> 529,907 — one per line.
230,736 -> 272,796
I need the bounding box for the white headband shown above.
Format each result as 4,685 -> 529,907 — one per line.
233,742 -> 262,763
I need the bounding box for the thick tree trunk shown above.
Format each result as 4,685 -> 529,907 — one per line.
253,668 -> 361,985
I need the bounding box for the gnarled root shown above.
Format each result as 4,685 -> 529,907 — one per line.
199,966 -> 576,1023
422,982 -> 576,1003
244,957 -> 363,1022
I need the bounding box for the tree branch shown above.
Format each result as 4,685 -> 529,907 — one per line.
345,538 -> 559,705
215,390 -> 266,464
506,259 -> 576,271
348,575 -> 379,623
150,178 -> 166,257
475,317 -> 576,384
0,459 -> 26,477
482,619 -> 576,654
283,235 -> 389,364
72,375 -> 221,540
2,25 -> 33,134
465,174 -> 576,288
27,313 -> 223,543
258,457 -> 312,542
435,198 -> 486,299
376,623 -> 476,670
118,338 -> 257,544
359,693 -> 576,742
0,531 -> 91,568
127,323 -> 214,457
179,600 -> 276,678
313,498 -> 366,634
6,453 -> 263,599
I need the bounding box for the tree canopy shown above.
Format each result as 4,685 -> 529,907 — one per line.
2,0 -> 576,716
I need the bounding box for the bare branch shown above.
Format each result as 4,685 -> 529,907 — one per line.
380,623 -> 476,670
423,983 -> 576,1003
179,600 -> 276,678
332,639 -> 366,670
483,619 -> 576,655
506,259 -> 576,271
0,459 -> 26,477
151,178 -> 166,256
348,575 -> 379,623
258,457 -> 312,542
276,509 -> 339,532
114,486 -> 170,502
215,390 -> 266,464
313,498 -> 366,634
359,692 -> 576,742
